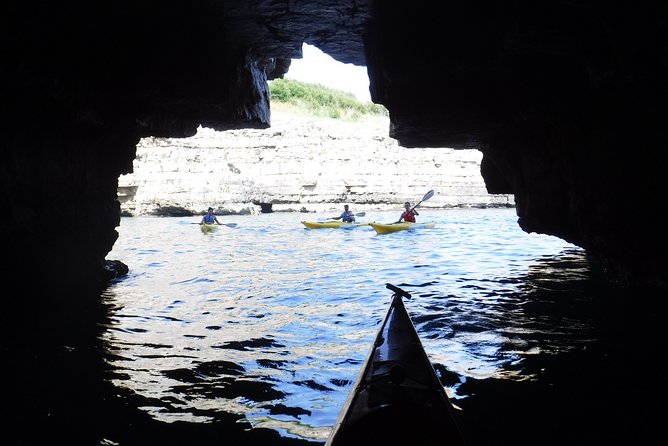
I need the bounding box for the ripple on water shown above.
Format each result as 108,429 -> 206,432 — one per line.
104,209 -> 587,441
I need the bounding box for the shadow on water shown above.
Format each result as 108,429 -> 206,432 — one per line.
443,249 -> 668,445
2,286 -> 316,446
4,246 -> 666,446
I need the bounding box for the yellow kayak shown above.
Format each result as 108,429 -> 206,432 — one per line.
200,223 -> 219,233
369,222 -> 436,235
302,221 -> 369,229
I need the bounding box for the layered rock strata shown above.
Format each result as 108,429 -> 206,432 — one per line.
119,106 -> 513,216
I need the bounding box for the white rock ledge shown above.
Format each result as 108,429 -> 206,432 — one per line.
119,104 -> 514,216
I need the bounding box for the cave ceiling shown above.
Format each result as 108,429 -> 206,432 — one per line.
1,1 -> 666,289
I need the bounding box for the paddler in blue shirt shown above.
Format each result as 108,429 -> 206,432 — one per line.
332,204 -> 356,223
200,207 -> 222,225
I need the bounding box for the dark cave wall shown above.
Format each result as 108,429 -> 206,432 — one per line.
366,1 -> 668,287
1,1 -> 275,289
1,121 -> 134,288
1,0 -> 666,290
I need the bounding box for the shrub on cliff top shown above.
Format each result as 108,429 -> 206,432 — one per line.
269,78 -> 387,120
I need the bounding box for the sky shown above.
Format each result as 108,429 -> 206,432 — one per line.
284,43 -> 371,102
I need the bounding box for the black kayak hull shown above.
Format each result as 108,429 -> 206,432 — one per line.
326,284 -> 465,446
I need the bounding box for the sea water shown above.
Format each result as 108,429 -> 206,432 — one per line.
98,208 -> 665,445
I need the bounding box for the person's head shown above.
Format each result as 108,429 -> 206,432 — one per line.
207,207 -> 214,213
404,202 -> 411,209
344,205 -> 349,210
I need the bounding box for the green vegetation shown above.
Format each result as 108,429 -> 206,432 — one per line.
269,78 -> 388,121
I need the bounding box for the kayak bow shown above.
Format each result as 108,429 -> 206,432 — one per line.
326,283 -> 465,446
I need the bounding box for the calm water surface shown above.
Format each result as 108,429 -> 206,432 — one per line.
100,208 -> 664,445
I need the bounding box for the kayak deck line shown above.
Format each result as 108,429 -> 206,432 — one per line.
325,283 -> 465,446
200,223 -> 219,233
198,222 -> 238,231
368,222 -> 436,235
301,221 -> 370,229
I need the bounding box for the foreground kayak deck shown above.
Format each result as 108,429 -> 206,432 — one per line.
326,284 -> 465,446
302,221 -> 369,229
369,222 -> 436,234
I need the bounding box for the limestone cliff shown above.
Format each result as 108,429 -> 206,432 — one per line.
119,104 -> 513,216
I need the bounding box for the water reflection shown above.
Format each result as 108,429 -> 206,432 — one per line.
100,210 -> 599,443
94,209 -> 668,445
8,205 -> 665,446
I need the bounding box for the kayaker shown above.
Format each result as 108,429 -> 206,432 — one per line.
396,201 -> 418,223
200,207 -> 222,225
332,204 -> 356,223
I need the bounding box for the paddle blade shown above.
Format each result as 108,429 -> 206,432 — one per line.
422,189 -> 435,202
355,212 -> 366,217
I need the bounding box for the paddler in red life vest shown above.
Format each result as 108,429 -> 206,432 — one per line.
398,201 -> 418,223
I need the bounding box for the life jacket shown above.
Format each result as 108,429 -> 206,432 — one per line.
402,211 -> 416,223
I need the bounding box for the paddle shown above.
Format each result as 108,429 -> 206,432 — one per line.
191,222 -> 238,228
393,189 -> 435,224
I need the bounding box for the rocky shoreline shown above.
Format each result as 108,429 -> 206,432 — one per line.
119,104 -> 514,216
